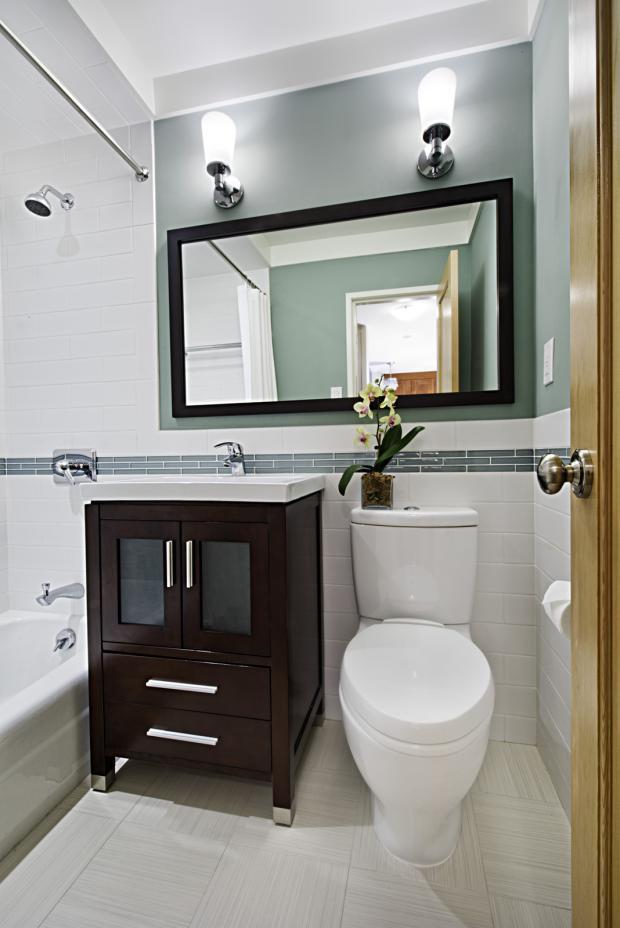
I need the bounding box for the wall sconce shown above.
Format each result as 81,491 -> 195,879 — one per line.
201,111 -> 244,208
417,67 -> 456,179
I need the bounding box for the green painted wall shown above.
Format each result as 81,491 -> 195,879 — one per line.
269,246 -> 473,400
533,0 -> 570,415
155,42 -> 534,428
469,201 -> 499,391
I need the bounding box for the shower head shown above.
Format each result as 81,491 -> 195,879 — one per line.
24,185 -> 74,217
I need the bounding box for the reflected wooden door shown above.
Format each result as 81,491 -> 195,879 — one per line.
437,249 -> 459,392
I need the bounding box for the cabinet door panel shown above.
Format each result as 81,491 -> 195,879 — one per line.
101,521 -> 182,646
182,522 -> 270,655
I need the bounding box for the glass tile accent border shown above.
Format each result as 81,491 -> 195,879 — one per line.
0,449 -> 570,476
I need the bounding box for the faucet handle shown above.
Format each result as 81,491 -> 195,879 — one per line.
41,582 -> 50,596
214,441 -> 243,456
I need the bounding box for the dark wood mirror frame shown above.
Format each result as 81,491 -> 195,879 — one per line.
168,179 -> 514,417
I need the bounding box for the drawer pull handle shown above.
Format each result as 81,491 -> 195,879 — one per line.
145,679 -> 218,695
146,727 -> 219,746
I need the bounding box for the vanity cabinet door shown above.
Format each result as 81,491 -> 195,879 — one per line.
182,522 -> 270,655
101,521 -> 182,647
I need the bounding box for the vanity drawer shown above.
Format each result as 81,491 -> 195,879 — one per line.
102,654 -> 270,720
105,702 -> 271,773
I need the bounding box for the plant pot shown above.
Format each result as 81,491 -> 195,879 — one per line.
361,472 -> 394,509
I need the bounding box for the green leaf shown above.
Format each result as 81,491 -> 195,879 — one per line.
373,425 -> 425,471
395,425 -> 425,452
379,423 -> 402,452
337,463 -> 372,496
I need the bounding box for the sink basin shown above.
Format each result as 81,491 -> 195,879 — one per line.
79,473 -> 325,504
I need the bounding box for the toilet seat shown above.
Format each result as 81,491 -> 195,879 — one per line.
340,621 -> 494,746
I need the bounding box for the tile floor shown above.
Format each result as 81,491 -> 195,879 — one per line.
0,723 -> 571,928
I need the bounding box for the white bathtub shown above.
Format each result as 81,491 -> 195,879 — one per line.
0,610 -> 89,859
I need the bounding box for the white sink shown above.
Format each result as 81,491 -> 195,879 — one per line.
79,473 -> 325,504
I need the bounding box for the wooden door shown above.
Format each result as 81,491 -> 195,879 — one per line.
569,0 -> 617,922
392,370 -> 437,396
437,249 -> 459,392
100,520 -> 182,647
181,521 -> 271,655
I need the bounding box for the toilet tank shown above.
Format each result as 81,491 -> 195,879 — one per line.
351,507 -> 478,625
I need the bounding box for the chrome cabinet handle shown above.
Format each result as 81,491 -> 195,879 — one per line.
185,540 -> 194,589
145,678 -> 218,694
146,727 -> 218,746
165,540 -> 174,588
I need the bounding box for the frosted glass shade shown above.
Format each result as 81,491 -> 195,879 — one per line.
201,111 -> 237,169
417,68 -> 457,135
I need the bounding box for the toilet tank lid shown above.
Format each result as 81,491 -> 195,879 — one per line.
351,506 -> 478,528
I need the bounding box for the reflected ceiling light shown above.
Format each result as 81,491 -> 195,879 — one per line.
390,300 -> 432,321
201,111 -> 244,209
417,67 -> 456,179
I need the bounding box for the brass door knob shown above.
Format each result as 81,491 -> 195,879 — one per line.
537,450 -> 594,498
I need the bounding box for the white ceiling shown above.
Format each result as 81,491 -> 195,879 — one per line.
68,0 -> 546,117
95,0 -> 480,77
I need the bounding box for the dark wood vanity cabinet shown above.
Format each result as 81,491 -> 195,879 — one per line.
85,493 -> 323,824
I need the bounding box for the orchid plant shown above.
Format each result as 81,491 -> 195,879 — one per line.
338,378 -> 425,495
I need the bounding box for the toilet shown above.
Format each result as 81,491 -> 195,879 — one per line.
339,506 -> 494,867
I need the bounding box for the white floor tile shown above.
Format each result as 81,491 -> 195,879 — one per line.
473,793 -> 571,909
190,845 -> 348,928
490,894 -> 571,927
341,867 -> 493,928
42,821 -> 222,928
59,760 -> 158,820
0,811 -> 116,928
126,765 -> 256,845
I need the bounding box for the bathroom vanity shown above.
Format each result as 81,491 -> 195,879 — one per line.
81,475 -> 324,825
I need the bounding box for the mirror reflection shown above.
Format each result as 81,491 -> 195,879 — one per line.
181,200 -> 498,406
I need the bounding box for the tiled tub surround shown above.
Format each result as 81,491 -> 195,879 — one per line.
534,409 -> 572,816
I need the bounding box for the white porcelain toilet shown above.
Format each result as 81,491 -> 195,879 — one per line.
339,506 -> 494,867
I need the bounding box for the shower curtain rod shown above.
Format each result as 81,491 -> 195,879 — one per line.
207,240 -> 266,295
0,19 -> 150,182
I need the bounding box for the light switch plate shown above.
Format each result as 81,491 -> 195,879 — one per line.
330,386 -> 343,398
543,337 -> 555,386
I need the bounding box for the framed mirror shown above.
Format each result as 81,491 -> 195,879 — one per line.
168,180 -> 513,416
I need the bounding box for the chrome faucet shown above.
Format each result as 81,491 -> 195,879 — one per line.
53,628 -> 77,652
214,441 -> 246,476
52,450 -> 97,485
36,582 -> 85,607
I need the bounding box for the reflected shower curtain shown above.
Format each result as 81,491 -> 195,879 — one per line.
237,284 -> 278,401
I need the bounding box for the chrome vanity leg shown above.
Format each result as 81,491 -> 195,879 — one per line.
91,770 -> 115,792
273,802 -> 295,826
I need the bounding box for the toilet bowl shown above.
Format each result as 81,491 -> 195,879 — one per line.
340,619 -> 493,866
340,506 -> 494,866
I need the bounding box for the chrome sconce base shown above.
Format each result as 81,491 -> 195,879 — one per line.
417,123 -> 454,179
207,161 -> 244,209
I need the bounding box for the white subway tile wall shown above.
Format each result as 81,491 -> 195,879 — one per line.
324,469 -> 537,742
533,409 -> 571,816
